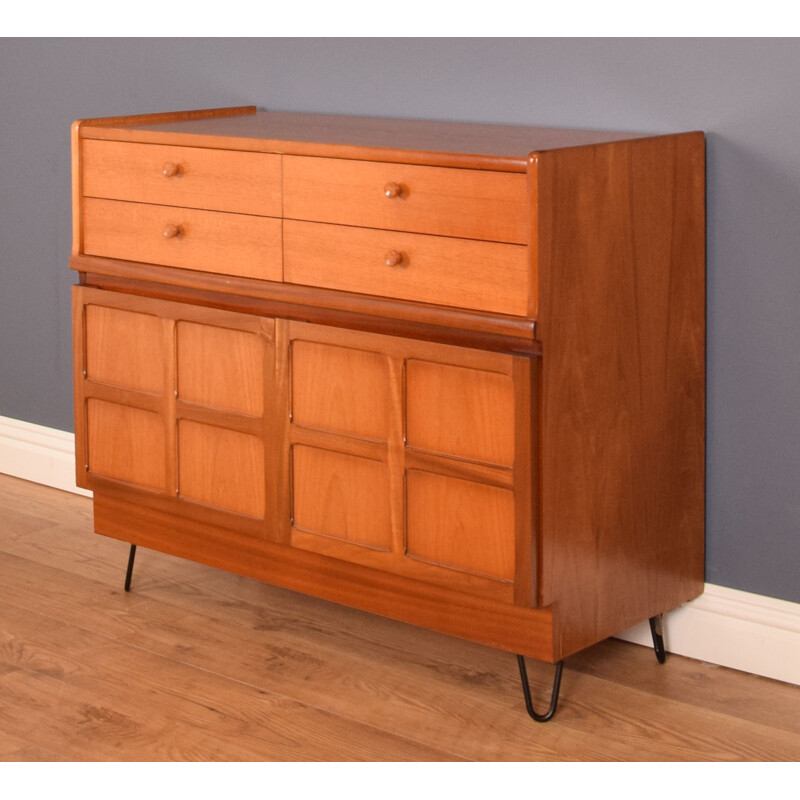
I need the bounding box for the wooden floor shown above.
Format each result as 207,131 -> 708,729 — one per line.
1,473 -> 798,761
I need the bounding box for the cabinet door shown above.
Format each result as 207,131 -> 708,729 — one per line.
73,287 -> 279,536
286,321 -> 535,605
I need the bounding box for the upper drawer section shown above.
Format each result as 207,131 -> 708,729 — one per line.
83,198 -> 282,282
82,140 -> 282,217
283,156 -> 527,244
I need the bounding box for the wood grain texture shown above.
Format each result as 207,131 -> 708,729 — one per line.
289,528 -> 514,605
535,133 -> 706,656
283,156 -> 527,243
71,121 -> 84,256
85,304 -> 166,393
76,105 -> 257,129
177,321 -> 265,416
513,357 -> 536,607
73,256 -> 539,348
70,112 -> 706,693
178,421 -> 265,517
2,475 -> 798,762
75,286 -> 276,527
87,400 -> 166,491
75,290 -> 536,612
406,470 -> 516,581
90,484 -> 555,661
77,109 -> 653,172
83,139 -> 282,217
290,339 -> 391,440
292,445 -> 391,549
73,106 -> 255,256
285,320 -> 531,600
71,287 -> 89,489
406,359 -> 516,467
284,219 -> 530,316
83,198 -> 282,281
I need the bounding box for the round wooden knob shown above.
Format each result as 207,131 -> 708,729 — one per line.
163,224 -> 182,239
383,182 -> 402,199
162,162 -> 181,177
384,250 -> 404,267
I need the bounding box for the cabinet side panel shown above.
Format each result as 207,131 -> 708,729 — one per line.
536,134 -> 706,657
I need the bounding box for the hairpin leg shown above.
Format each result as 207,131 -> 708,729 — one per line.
517,655 -> 564,722
649,614 -> 666,663
124,544 -> 137,592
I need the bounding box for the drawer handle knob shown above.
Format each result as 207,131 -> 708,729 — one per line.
383,182 -> 402,199
384,250 -> 404,267
163,224 -> 183,239
162,162 -> 181,178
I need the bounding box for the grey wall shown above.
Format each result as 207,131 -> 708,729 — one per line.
1,38 -> 798,603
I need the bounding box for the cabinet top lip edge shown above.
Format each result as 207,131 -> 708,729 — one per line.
75,107 -> 699,171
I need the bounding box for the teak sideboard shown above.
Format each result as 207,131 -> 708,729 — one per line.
70,106 -> 705,719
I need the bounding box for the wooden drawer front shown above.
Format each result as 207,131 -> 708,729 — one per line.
284,220 -> 529,316
284,156 -> 527,244
82,139 -> 281,217
83,198 -> 282,281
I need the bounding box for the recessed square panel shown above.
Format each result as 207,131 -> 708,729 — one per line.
178,421 -> 265,517
406,470 -> 515,581
85,305 -> 164,393
292,445 -> 390,549
177,322 -> 264,415
87,399 -> 165,490
406,360 -> 515,466
291,340 -> 389,440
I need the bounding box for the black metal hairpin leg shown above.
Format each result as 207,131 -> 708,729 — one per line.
517,656 -> 564,722
649,614 -> 666,664
124,544 -> 137,592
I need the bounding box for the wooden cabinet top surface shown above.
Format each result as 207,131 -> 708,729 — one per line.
76,105 -> 672,171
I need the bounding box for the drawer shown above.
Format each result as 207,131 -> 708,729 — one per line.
83,198 -> 282,281
284,220 -> 530,316
82,139 -> 281,217
283,156 -> 528,244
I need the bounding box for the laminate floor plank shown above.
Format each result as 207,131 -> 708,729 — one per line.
567,639 -> 800,737
1,550 -> 605,761
110,561 -> 800,761
0,728 -> 66,762
0,600 -> 459,762
5,546 -> 798,761
1,474 -> 799,761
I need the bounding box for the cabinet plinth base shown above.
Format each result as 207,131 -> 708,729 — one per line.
93,488 -> 557,663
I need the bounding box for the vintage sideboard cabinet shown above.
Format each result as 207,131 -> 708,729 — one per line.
70,106 -> 705,720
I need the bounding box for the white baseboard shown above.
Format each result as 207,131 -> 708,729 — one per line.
1,414 -> 798,686
0,414 -> 91,497
616,583 -> 800,686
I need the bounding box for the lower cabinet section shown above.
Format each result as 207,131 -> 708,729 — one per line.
73,286 -> 537,610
